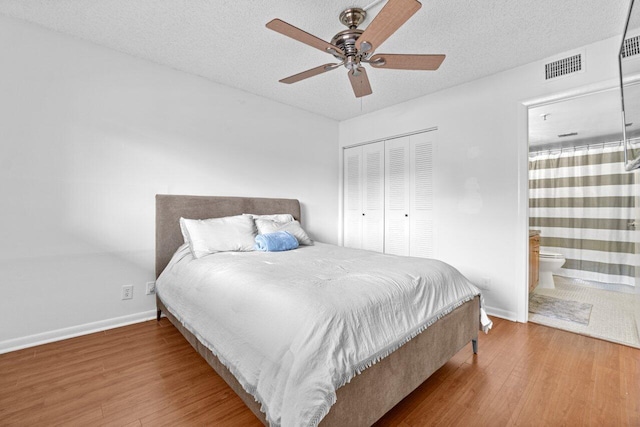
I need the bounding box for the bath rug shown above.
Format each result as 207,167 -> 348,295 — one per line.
529,294 -> 593,325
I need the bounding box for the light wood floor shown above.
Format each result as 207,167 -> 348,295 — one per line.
1,317 -> 638,426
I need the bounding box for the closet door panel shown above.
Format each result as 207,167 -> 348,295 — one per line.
385,137 -> 411,256
343,146 -> 363,249
362,142 -> 385,252
410,132 -> 435,258
344,131 -> 436,256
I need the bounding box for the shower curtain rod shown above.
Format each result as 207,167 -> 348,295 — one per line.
529,137 -> 640,157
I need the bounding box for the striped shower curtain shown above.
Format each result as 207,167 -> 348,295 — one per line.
529,143 -> 637,287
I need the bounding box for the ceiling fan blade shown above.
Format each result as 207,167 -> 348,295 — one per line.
266,19 -> 344,58
280,63 -> 340,84
348,67 -> 373,98
356,0 -> 422,54
369,53 -> 445,70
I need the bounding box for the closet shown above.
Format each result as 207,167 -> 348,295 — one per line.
343,141 -> 385,252
343,130 -> 435,258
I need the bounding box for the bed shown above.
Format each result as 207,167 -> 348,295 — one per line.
155,194 -> 487,426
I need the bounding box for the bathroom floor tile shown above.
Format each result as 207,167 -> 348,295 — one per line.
529,276 -> 640,349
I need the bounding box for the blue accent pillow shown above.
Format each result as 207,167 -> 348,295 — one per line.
254,231 -> 299,252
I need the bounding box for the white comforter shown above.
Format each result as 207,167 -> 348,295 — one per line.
157,242 -> 490,426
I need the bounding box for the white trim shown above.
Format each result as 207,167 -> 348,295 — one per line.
518,78 -> 626,323
523,78 -> 620,108
340,126 -> 438,150
0,310 -> 158,355
517,101 -> 530,323
485,305 -> 518,322
338,143 -> 345,246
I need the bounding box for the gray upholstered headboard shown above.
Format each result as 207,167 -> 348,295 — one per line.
155,195 -> 301,278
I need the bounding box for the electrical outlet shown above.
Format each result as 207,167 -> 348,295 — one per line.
146,281 -> 156,295
122,285 -> 134,300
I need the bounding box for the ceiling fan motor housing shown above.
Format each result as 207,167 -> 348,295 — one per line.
331,29 -> 364,60
331,8 -> 371,66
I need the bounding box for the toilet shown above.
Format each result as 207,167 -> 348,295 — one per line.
538,251 -> 566,289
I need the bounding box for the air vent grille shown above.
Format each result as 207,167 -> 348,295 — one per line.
622,35 -> 640,58
545,54 -> 582,80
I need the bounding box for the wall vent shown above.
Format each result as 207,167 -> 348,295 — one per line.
622,34 -> 640,58
544,54 -> 582,80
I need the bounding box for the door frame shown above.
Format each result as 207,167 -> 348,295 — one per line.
516,77 -> 622,322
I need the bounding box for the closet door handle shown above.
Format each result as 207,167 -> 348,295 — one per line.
404,214 -> 408,217
362,213 -> 365,216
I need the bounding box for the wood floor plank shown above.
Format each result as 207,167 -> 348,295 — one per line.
504,323 -> 562,424
399,358 -> 477,425
622,373 -> 640,426
100,365 -> 223,425
1,317 -> 638,426
396,319 -> 519,425
145,392 -> 260,427
457,321 -> 529,413
589,365 -> 623,425
619,343 -> 640,374
474,323 -> 549,425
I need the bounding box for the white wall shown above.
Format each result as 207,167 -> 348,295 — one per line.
0,16 -> 338,352
340,35 -> 624,321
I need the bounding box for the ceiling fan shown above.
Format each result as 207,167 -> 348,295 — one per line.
266,0 -> 445,98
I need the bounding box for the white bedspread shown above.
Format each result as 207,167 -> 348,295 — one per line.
157,242 -> 491,426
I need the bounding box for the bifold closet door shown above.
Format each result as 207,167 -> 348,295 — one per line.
385,137 -> 411,256
343,142 -> 385,252
361,142 -> 385,252
409,131 -> 435,258
343,146 -> 363,249
384,132 -> 435,258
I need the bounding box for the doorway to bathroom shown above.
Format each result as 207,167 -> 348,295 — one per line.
527,88 -> 640,348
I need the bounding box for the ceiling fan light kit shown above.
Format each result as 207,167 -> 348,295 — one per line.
266,0 -> 445,98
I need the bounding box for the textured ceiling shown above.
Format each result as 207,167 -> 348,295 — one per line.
0,0 -> 630,120
529,84 -> 640,150
529,90 -> 622,149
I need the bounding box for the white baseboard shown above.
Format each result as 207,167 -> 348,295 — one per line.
1,305 -> 519,355
485,305 -> 518,322
0,310 -> 158,355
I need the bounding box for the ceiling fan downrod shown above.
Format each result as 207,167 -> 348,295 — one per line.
331,8 -> 369,70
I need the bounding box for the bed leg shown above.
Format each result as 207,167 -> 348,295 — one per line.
157,309 -> 162,322
472,338 -> 478,354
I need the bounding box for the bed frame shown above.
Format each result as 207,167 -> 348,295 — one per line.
155,194 -> 479,426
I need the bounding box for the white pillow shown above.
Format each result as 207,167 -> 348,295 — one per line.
244,213 -> 295,223
255,219 -> 313,246
180,215 -> 257,258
